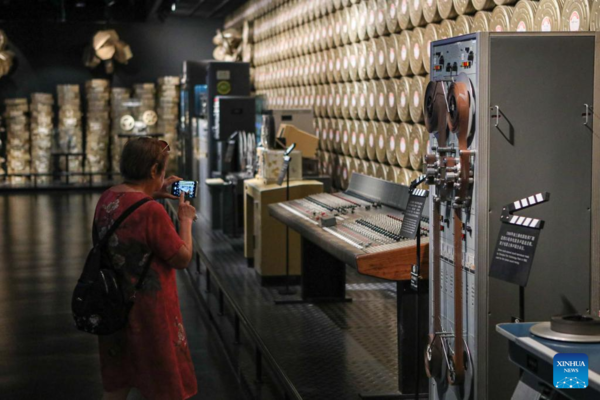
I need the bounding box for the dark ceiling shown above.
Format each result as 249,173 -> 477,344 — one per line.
0,0 -> 246,22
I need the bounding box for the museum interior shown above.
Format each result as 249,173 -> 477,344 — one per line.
0,0 -> 599,399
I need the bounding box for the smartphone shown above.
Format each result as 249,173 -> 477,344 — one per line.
171,180 -> 198,199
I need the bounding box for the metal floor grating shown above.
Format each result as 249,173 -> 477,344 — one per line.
186,214 -> 401,399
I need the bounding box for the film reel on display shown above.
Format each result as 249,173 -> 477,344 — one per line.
447,72 -> 476,148
120,115 -> 135,132
142,110 -> 158,126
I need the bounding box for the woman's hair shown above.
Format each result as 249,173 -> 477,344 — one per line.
120,137 -> 168,181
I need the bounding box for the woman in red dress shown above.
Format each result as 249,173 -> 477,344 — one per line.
94,137 -> 198,400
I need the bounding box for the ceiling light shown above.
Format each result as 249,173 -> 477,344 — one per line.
171,2 -> 176,11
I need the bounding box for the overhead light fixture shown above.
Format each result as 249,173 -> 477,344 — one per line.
157,0 -> 177,22
75,1 -> 86,7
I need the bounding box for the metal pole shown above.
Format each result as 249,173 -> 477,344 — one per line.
415,221 -> 421,400
278,155 -> 296,296
519,286 -> 525,322
285,162 -> 290,292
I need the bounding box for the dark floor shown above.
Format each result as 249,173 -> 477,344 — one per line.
182,206 -> 399,400
0,192 -> 245,400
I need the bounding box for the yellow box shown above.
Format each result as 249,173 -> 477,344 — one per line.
276,124 -> 319,159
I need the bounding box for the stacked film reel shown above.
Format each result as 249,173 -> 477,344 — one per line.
157,76 -> 180,175
230,0 -> 599,191
57,84 -> 84,182
4,99 -> 30,184
0,115 -> 4,177
132,83 -> 158,135
83,30 -> 133,74
30,93 -> 54,183
110,88 -> 131,173
0,30 -> 14,79
243,20 -> 255,86
2,79 -> 181,187
85,79 -> 111,182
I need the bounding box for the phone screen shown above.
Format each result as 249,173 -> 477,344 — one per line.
171,181 -> 198,198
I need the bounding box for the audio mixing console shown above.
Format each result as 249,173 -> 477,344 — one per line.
269,173 -> 429,282
269,173 -> 431,397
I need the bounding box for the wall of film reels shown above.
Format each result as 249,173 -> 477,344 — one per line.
225,0 -> 600,190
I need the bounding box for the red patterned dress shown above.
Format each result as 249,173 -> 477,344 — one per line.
94,190 -> 197,400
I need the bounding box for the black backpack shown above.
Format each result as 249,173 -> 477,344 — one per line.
72,197 -> 153,335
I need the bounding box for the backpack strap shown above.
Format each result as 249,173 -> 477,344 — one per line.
95,197 -> 157,298
92,220 -> 99,246
134,253 -> 154,292
95,197 -> 153,249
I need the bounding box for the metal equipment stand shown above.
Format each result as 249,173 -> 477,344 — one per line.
274,145 -> 354,305
409,222 -> 428,400
360,180 -> 429,399
359,268 -> 429,400
277,155 -> 297,297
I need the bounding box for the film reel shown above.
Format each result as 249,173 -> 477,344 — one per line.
120,115 -> 135,131
142,110 -> 158,126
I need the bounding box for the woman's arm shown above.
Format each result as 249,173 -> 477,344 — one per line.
167,193 -> 196,270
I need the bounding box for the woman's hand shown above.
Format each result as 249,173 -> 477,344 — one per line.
178,192 -> 197,222
154,175 -> 182,200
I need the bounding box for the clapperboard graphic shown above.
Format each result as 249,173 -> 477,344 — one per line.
400,176 -> 429,240
401,175 -> 429,290
490,192 -> 550,286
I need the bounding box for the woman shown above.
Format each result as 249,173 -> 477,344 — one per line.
93,137 -> 198,400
